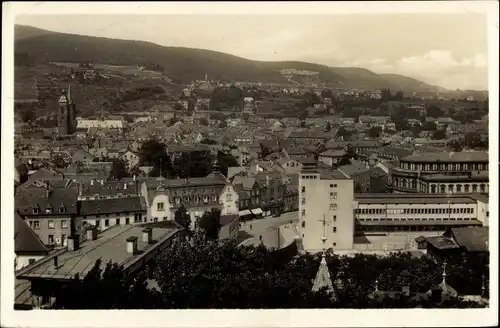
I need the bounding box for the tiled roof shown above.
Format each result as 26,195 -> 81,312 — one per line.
79,196 -> 147,215
14,212 -> 48,254
80,181 -> 139,197
16,187 -> 79,216
447,227 -> 489,252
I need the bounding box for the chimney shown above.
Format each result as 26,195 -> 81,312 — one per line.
53,256 -> 59,269
91,179 -> 94,186
142,227 -> 153,244
67,235 -> 80,251
86,225 -> 98,241
126,236 -> 138,255
124,182 -> 128,190
100,180 -> 104,185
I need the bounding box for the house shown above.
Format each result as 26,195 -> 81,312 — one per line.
218,214 -> 239,240
16,223 -> 181,309
15,187 -> 80,247
232,176 -> 262,215
318,150 -> 346,167
14,212 -> 49,271
255,172 -> 286,216
120,151 -> 140,170
72,149 -> 96,163
424,227 -> 489,262
140,175 -> 227,229
219,182 -> 240,216
338,160 -> 371,192
276,157 -> 303,173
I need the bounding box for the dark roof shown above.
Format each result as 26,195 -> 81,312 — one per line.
219,214 -> 238,226
447,227 -> 489,252
80,180 -> 138,197
377,146 -> 414,159
16,187 -> 79,216
402,151 -> 488,163
425,236 -> 460,250
14,212 -> 48,254
354,193 -> 478,205
79,196 -> 147,215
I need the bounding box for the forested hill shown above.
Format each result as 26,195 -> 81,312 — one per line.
15,25 -> 442,91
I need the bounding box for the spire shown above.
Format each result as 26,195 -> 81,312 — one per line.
311,214 -> 335,299
441,260 -> 447,285
67,84 -> 72,104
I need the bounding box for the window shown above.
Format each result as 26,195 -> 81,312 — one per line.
48,235 -> 54,244
157,202 -> 164,211
333,227 -> 337,233
301,221 -> 305,228
46,206 -> 53,214
487,211 -> 489,217
125,217 -> 130,224
333,242 -> 337,247
301,210 -> 306,217
116,218 -> 121,225
105,219 -> 109,227
301,186 -> 306,193
334,184 -> 337,188
330,184 -> 333,188
59,206 -> 66,213
61,220 -> 68,229
95,219 -> 100,227
154,217 -> 158,223
48,220 -> 55,229
301,198 -> 305,205
333,215 -> 337,222
226,194 -> 232,201
62,234 -> 67,246
329,204 -> 337,211
33,207 -> 39,214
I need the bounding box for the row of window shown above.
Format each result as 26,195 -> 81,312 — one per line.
30,220 -> 68,229
32,206 -> 66,214
83,215 -> 144,228
357,217 -> 474,222
355,207 -> 475,215
300,216 -> 337,228
393,179 -> 487,193
81,211 -> 141,219
300,233 -> 337,246
399,162 -> 488,171
47,234 -> 67,245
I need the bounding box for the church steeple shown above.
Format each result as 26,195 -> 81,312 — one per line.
67,84 -> 72,104
311,215 -> 335,299
205,72 -> 208,81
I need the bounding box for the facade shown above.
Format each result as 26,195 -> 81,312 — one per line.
140,175 -> 226,228
219,183 -> 240,216
298,168 -> 354,252
15,187 -> 79,247
389,151 -> 489,194
354,193 -> 488,235
318,150 -> 346,168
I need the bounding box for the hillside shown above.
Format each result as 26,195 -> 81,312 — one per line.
378,74 -> 446,93
14,25 -> 441,91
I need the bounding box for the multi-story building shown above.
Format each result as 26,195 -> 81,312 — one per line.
389,151 -> 489,194
298,168 -> 354,252
57,86 -> 76,135
353,193 -> 488,235
219,182 -> 240,216
140,174 -> 226,228
15,187 -> 80,247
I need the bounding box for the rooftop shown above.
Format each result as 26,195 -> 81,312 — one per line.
401,151 -> 488,163
446,227 -> 489,252
17,224 -> 180,280
14,212 -> 48,255
425,236 -> 460,250
79,196 -> 147,215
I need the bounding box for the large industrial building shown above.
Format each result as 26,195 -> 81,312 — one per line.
388,151 -> 489,194
299,165 -> 489,253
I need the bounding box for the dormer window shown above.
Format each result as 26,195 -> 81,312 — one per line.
32,206 -> 39,214
59,206 -> 66,213
46,205 -> 53,214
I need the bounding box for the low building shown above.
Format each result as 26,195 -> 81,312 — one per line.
318,150 -> 346,168
16,223 -> 181,309
218,214 -> 239,240
15,212 -> 49,271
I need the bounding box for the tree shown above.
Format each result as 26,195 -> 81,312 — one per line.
20,108 -> 36,123
173,151 -> 213,178
200,138 -> 217,145
218,121 -> 227,128
368,126 -> 382,139
324,121 -> 332,132
336,126 -> 352,139
139,139 -> 173,178
217,151 -> 239,177
197,208 -> 222,240
447,140 -> 464,152
174,205 -> 191,230
427,105 -> 444,119
432,129 -> 447,140
109,158 -> 130,180
53,259 -> 161,309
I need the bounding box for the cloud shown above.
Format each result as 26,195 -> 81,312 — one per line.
348,50 -> 488,90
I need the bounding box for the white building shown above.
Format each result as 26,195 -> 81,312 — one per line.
299,168 -> 355,252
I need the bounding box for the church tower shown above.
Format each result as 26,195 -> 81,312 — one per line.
57,85 -> 76,135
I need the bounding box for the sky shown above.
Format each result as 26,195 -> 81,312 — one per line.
15,13 -> 489,90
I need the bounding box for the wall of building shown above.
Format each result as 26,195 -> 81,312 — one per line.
15,255 -> 46,271
25,216 -> 73,246
219,219 -> 239,240
476,200 -> 489,226
81,212 -> 145,231
299,173 -> 354,251
220,185 -> 240,216
149,193 -> 172,222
